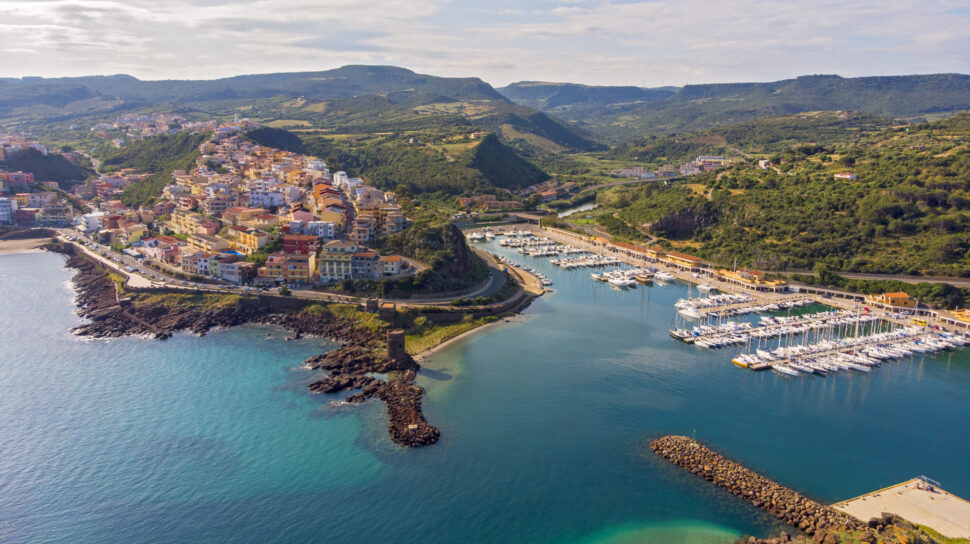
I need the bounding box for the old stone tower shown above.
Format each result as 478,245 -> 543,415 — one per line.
387,329 -> 406,362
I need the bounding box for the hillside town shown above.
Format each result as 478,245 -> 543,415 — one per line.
1,124 -> 413,288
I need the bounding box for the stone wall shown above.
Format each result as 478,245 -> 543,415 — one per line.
651,435 -> 863,542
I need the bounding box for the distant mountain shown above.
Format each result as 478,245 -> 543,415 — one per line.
0,66 -> 602,153
499,81 -> 676,111
499,74 -> 970,141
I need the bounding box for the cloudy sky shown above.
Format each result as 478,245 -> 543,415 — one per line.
1,0 -> 969,87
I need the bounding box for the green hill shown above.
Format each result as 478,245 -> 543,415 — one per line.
587,113 -> 970,279
248,128 -> 548,194
606,112 -> 890,165
103,132 -> 206,207
0,149 -> 94,188
0,66 -> 602,153
500,74 -> 970,141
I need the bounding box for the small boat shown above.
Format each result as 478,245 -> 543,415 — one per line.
655,271 -> 675,281
731,357 -> 750,368
634,274 -> 654,285
697,283 -> 716,292
773,365 -> 798,376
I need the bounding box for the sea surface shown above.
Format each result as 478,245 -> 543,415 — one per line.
2,248 -> 969,544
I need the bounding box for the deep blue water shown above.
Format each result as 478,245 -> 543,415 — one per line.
2,248 -> 969,544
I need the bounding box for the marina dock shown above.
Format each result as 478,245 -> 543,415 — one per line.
466,225 -> 970,378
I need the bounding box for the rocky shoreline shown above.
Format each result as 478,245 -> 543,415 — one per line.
47,242 -> 439,447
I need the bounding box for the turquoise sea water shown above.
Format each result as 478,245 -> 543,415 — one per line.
2,248 -> 969,544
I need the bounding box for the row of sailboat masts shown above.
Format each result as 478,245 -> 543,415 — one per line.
742,306 -> 892,356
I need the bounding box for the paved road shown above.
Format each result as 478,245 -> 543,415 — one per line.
387,249 -> 508,306
58,231 -> 509,306
767,267 -> 970,288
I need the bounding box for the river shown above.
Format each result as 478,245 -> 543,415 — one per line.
558,202 -> 597,218
2,248 -> 969,544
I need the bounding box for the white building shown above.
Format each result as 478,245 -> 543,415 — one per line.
76,211 -> 106,232
333,171 -> 349,188
0,197 -> 16,224
248,177 -> 281,193
306,221 -> 336,240
248,190 -> 285,208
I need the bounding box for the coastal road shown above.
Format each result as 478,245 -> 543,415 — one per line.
388,249 -> 509,306
766,268 -> 970,288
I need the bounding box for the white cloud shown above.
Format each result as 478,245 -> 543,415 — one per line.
0,0 -> 967,86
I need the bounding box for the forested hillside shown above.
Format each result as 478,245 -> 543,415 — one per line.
103,132 -> 206,207
248,128 -> 548,194
606,112 -> 890,166
0,149 -> 94,187
589,113 -> 970,278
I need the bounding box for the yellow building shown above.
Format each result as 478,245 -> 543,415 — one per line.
189,234 -> 230,253
317,210 -> 346,229
171,210 -> 204,235
866,292 -> 917,309
716,268 -> 788,292
258,253 -> 316,284
664,251 -> 704,270
234,228 -> 271,255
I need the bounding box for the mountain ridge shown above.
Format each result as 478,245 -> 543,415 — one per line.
499,73 -> 970,140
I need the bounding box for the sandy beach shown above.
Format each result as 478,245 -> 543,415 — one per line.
412,315 -> 523,363
0,238 -> 49,254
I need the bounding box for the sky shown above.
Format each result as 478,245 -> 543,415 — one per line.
1,0 -> 969,87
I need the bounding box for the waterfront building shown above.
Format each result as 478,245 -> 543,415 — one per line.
318,240 -> 358,282
257,252 -> 316,285
76,211 -> 106,232
866,292 -> 917,309
716,268 -> 788,292
0,197 -> 17,224
38,204 -> 73,226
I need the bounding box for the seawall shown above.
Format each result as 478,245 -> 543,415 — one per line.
651,435 -> 862,541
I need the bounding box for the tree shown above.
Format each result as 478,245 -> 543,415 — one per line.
278,285 -> 291,296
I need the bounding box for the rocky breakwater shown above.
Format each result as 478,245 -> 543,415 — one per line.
651,435 -> 863,543
301,329 -> 440,448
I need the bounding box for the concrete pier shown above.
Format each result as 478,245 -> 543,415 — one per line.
833,478 -> 970,539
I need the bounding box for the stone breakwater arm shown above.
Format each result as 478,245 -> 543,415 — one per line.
650,436 -> 863,541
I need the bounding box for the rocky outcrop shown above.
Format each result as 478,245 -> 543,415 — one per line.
651,436 -> 862,543
49,243 -> 440,448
